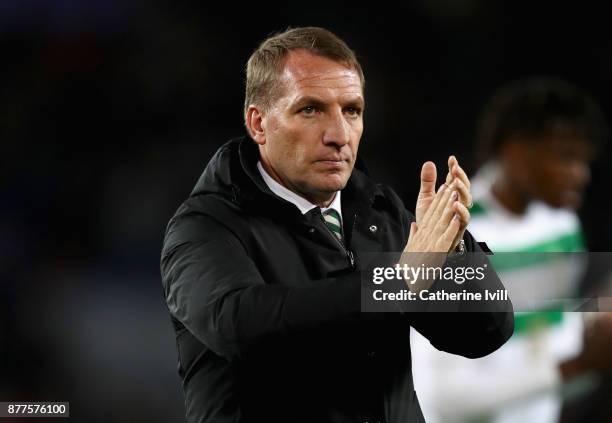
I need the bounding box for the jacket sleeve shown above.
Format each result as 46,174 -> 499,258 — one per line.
375,184 -> 514,358
407,228 -> 515,358
160,207 -> 362,361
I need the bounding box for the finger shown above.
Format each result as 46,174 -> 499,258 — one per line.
419,161 -> 437,198
409,221 -> 418,239
451,162 -> 471,191
420,182 -> 448,226
434,191 -> 459,237
452,178 -> 472,210
446,156 -> 458,184
439,213 -> 461,252
453,201 -> 471,230
448,201 -> 470,250
421,183 -> 451,228
430,184 -> 457,225
445,169 -> 453,185
445,155 -> 456,184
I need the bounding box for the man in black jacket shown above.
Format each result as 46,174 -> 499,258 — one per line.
161,27 -> 514,423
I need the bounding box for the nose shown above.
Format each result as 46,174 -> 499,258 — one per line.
322,109 -> 350,148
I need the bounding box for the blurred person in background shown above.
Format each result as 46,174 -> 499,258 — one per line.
411,77 -> 612,423
160,26 -> 513,423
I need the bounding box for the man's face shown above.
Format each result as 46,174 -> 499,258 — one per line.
509,132 -> 593,209
251,49 -> 364,206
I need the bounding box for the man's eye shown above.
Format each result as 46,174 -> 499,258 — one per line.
300,106 -> 316,115
345,107 -> 362,117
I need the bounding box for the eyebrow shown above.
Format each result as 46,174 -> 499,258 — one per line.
292,95 -> 365,109
293,96 -> 326,109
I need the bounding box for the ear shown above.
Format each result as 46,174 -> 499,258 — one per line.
245,105 -> 266,145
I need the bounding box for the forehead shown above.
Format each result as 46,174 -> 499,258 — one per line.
278,49 -> 363,102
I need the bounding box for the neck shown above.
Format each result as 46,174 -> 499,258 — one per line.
491,176 -> 530,215
309,193 -> 336,208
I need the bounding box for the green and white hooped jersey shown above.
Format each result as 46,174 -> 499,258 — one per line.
468,162 -> 586,330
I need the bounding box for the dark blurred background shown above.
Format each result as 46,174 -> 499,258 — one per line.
2,1 -> 611,421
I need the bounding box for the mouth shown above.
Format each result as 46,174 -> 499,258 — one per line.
316,155 -> 348,163
315,159 -> 347,169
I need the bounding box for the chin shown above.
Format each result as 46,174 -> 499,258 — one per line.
324,177 -> 349,192
309,172 -> 345,190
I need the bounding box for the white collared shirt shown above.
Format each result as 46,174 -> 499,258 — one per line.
256,161 -> 343,225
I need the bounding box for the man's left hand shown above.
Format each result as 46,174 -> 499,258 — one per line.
415,156 -> 472,251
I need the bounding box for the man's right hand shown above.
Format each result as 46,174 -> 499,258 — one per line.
405,180 -> 462,254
